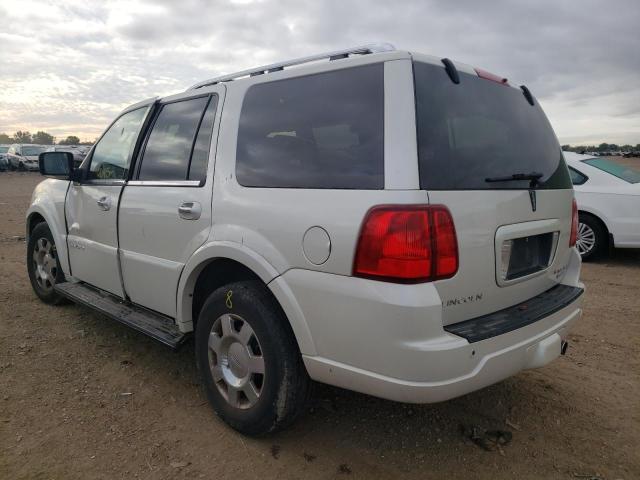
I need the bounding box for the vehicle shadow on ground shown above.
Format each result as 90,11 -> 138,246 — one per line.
587,248 -> 640,267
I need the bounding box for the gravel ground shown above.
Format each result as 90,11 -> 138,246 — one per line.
1,172 -> 638,480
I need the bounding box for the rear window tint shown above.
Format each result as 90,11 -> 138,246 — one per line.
414,62 -> 571,190
236,64 -> 384,189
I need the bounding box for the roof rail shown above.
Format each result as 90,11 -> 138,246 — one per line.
188,42 -> 395,90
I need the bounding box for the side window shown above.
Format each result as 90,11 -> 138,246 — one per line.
138,96 -> 212,181
236,64 -> 384,189
89,107 -> 148,181
568,166 -> 588,185
188,96 -> 218,182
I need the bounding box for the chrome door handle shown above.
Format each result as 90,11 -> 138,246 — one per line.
97,196 -> 111,211
178,201 -> 201,220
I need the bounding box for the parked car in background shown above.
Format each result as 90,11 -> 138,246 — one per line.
7,144 -> 48,171
564,152 -> 640,259
46,145 -> 87,167
0,145 -> 10,171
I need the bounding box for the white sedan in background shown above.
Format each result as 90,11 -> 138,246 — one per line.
564,152 -> 640,259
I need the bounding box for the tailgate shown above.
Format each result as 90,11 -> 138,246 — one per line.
429,189 -> 575,325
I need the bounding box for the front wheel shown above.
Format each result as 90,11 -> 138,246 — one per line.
195,280 -> 310,435
27,222 -> 67,304
576,213 -> 607,260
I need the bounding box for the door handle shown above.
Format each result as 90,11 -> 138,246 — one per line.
97,196 -> 111,211
178,201 -> 201,220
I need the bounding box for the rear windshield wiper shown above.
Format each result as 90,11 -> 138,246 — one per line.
485,172 -> 543,188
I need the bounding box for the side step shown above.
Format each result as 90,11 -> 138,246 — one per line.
54,282 -> 189,349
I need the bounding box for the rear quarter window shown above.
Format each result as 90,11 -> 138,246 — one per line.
236,64 -> 384,189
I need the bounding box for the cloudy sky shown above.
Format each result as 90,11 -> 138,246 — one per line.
1,0 -> 638,145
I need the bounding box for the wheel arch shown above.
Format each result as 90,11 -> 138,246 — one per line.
26,206 -> 71,277
176,242 -> 316,355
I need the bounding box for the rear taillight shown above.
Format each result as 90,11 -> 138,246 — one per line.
353,205 -> 458,283
569,198 -> 578,247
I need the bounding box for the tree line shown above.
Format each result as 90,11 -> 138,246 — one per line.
562,143 -> 640,153
0,131 -> 93,145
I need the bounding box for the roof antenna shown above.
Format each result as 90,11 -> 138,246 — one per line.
441,58 -> 460,84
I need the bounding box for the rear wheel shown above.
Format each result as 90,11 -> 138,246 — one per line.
576,213 -> 607,260
27,222 -> 66,304
195,280 -> 310,435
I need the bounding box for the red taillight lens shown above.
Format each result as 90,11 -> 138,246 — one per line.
353,205 -> 458,283
569,198 -> 578,247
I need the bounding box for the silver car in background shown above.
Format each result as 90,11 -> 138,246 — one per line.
7,144 -> 48,171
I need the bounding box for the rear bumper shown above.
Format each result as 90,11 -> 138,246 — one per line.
303,294 -> 582,403
282,259 -> 584,404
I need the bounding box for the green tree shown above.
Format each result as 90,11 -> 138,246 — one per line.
59,135 -> 80,145
14,131 -> 32,143
32,131 -> 54,145
0,132 -> 12,144
561,144 -> 571,151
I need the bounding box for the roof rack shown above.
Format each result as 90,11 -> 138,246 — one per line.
188,43 -> 395,90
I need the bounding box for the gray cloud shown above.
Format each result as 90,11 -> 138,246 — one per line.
0,0 -> 638,143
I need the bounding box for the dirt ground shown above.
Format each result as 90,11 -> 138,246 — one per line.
1,171 -> 638,480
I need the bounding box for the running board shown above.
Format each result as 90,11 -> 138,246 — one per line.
54,282 -> 189,349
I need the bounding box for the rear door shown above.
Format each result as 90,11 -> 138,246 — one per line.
413,59 -> 575,325
65,104 -> 151,296
117,87 -> 223,317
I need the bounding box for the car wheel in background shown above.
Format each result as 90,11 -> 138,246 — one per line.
195,280 -> 310,436
27,222 -> 67,304
576,213 -> 607,261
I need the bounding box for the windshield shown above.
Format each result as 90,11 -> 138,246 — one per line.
414,61 -> 572,190
583,158 -> 640,184
22,146 -> 47,156
0,146 -> 8,153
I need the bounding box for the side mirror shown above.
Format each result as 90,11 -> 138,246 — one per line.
38,151 -> 75,179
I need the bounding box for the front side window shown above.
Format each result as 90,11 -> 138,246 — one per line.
88,106 -> 148,181
138,96 -> 214,181
236,64 -> 384,189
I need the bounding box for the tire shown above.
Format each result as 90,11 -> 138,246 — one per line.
576,213 -> 607,261
27,222 -> 67,304
18,161 -> 25,171
195,280 -> 310,436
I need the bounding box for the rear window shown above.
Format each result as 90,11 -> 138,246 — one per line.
236,64 -> 384,189
583,158 -> 640,184
414,62 -> 571,190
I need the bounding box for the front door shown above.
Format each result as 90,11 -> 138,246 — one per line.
65,104 -> 151,296
118,88 -> 223,316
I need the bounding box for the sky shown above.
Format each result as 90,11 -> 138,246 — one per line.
0,0 -> 639,145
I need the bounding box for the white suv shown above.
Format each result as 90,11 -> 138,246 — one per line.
28,44 -> 584,435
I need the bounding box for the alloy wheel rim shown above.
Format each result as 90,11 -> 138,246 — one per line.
207,313 -> 265,409
576,222 -> 596,256
33,237 -> 57,292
